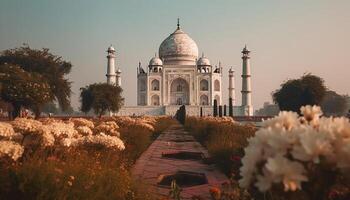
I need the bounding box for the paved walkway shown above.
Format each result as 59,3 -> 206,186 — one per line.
132,123 -> 228,199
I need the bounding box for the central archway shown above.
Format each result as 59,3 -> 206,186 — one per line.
170,78 -> 189,105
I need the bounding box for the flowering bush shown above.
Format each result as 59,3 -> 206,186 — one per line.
239,106 -> 350,199
0,116 -> 175,200
0,140 -> 24,161
94,121 -> 120,136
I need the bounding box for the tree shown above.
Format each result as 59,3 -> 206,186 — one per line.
273,74 -> 326,113
0,45 -> 72,114
321,90 -> 348,116
0,64 -> 54,118
80,83 -> 124,117
213,99 -> 218,117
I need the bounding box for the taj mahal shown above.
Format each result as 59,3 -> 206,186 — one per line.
105,20 -> 253,116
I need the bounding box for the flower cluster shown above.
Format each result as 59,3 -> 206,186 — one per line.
94,121 -> 120,136
113,116 -> 156,132
0,140 -> 24,161
239,105 -> 350,192
0,122 -> 21,140
61,132 -> 125,150
0,117 -> 131,161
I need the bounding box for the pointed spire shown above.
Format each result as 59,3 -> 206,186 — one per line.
155,52 -> 157,58
138,61 -> 141,67
177,18 -> 180,30
202,52 -> 204,58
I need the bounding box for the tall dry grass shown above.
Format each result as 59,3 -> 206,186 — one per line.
185,116 -> 256,176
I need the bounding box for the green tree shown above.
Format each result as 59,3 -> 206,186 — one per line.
0,64 -> 54,118
321,90 -> 348,116
273,74 -> 326,113
0,45 -> 72,113
80,83 -> 124,117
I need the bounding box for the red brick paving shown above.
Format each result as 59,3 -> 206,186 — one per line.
131,123 -> 228,199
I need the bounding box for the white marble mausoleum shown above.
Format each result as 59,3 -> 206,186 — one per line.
106,20 -> 254,116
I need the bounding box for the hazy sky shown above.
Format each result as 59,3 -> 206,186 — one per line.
1,0 -> 349,110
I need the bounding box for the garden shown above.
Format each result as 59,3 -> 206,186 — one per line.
0,115 -> 175,200
185,106 -> 350,200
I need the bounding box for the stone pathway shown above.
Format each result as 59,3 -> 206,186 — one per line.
132,123 -> 228,199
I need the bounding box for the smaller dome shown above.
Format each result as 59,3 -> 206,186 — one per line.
107,45 -> 115,52
149,55 -> 163,66
197,53 -> 210,66
116,68 -> 121,73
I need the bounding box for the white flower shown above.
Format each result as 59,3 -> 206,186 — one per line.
0,122 -> 22,141
94,121 -> 120,136
61,132 -> 125,150
291,127 -> 332,163
265,154 -> 308,191
239,107 -> 350,193
300,105 -> 322,123
69,118 -> 94,129
0,140 -> 24,161
11,118 -> 42,134
263,111 -> 300,131
76,126 -> 93,136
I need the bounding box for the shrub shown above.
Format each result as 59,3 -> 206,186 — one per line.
185,116 -> 255,175
239,106 -> 350,199
0,116 -> 175,200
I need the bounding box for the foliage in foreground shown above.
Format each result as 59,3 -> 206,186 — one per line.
185,116 -> 255,200
240,105 -> 350,200
0,116 -> 175,200
185,116 -> 256,176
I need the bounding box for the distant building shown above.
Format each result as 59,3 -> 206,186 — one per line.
255,102 -> 279,116
106,20 -> 254,116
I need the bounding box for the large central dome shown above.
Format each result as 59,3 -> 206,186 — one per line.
159,24 -> 198,65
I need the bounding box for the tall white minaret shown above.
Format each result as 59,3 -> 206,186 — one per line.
241,45 -> 253,116
106,45 -> 116,85
116,68 -> 122,87
228,67 -> 236,106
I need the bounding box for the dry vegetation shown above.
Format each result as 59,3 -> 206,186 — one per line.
0,115 -> 175,200
186,106 -> 350,200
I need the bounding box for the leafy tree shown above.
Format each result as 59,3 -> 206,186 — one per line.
80,83 -> 124,117
321,90 -> 348,116
0,44 -> 72,113
0,64 -> 54,118
273,74 -> 326,113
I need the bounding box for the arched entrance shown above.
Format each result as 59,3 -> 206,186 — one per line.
200,95 -> 209,105
151,95 -> 160,106
170,78 -> 189,105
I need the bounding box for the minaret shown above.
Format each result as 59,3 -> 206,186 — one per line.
228,67 -> 236,106
116,68 -> 122,87
106,45 -> 116,85
241,45 -> 253,116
